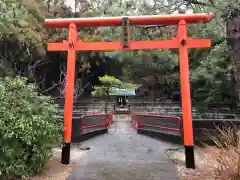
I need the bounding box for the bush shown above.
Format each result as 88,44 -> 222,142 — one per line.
0,76 -> 62,179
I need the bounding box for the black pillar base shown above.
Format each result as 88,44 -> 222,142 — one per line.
184,145 -> 195,169
61,142 -> 70,164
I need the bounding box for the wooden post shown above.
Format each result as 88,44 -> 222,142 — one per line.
178,20 -> 195,169
61,23 -> 77,165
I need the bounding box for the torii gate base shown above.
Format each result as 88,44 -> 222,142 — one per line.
45,13 -> 214,169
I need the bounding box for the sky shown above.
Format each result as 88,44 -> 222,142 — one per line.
63,0 -> 188,15
64,0 -> 156,12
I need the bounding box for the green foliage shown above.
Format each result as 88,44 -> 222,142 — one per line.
99,75 -> 123,86
91,0 -> 238,103
0,0 -> 74,85
0,76 -> 62,178
1,0 -> 239,103
123,83 -> 140,90
0,0 -> 46,47
92,75 -> 139,97
91,85 -> 109,97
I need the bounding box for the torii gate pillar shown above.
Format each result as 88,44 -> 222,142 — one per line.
178,20 -> 195,167
60,23 -> 77,164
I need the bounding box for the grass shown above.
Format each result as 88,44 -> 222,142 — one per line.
202,123 -> 240,180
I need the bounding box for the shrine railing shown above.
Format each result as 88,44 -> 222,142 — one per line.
131,113 -> 181,136
71,112 -> 113,142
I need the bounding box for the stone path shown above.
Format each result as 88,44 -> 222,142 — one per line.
67,116 -> 180,180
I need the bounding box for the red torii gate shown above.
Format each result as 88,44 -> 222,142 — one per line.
45,13 -> 214,169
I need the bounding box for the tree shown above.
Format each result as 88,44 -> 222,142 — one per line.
87,0 -> 238,104
91,75 -> 139,98
1,0 -> 239,104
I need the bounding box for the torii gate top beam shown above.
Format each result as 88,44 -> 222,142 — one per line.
44,13 -> 214,28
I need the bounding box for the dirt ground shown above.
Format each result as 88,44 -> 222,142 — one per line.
29,146 -> 86,180
167,147 -> 231,180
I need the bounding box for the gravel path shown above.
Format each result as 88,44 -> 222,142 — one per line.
67,117 -> 180,180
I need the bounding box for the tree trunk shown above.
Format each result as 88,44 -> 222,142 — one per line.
227,11 -> 240,100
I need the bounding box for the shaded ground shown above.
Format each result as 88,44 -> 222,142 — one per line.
29,147 -> 87,180
67,115 -> 180,180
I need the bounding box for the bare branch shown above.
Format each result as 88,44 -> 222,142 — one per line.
182,0 -> 224,11
42,81 -> 65,93
43,60 -> 66,95
134,24 -> 171,29
77,82 -> 91,97
183,0 -> 209,6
